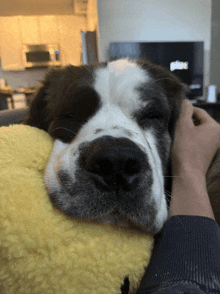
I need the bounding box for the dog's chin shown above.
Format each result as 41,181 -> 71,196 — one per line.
47,176 -> 163,235
93,213 -> 148,232
90,211 -> 159,235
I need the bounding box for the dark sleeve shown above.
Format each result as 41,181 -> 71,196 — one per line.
136,215 -> 220,294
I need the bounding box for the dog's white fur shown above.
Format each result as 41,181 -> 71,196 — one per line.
44,59 -> 169,233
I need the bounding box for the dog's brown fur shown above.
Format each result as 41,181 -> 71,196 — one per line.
22,60 -> 220,227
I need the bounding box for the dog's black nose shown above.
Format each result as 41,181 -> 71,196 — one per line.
80,136 -> 148,191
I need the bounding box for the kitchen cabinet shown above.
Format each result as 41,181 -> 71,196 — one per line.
38,16 -> 59,44
0,16 -> 24,70
18,16 -> 59,45
57,15 -> 86,66
20,16 -> 40,44
0,14 -> 86,70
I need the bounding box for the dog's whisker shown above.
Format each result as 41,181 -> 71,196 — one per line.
164,176 -> 181,178
52,127 -> 77,136
165,190 -> 171,197
150,77 -> 174,84
164,191 -> 186,232
164,191 -> 171,207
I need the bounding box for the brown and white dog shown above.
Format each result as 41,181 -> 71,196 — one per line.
22,58 -> 220,234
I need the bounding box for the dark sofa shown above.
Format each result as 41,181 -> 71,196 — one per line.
0,108 -> 28,127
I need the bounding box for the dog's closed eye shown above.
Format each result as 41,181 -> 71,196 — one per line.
142,109 -> 164,120
62,113 -> 76,119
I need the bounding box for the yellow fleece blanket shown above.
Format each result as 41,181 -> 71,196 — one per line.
0,125 -> 154,294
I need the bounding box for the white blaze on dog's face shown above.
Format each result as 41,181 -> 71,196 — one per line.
25,58 -> 185,234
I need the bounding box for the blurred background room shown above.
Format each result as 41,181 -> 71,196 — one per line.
0,0 -> 220,118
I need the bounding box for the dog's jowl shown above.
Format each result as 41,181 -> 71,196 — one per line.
22,58 -> 220,234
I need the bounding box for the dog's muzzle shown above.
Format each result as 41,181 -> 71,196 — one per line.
79,136 -> 149,192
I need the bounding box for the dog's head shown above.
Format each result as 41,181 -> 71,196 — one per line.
23,59 -> 188,234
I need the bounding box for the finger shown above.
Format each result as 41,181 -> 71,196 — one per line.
193,107 -> 214,125
179,99 -> 194,124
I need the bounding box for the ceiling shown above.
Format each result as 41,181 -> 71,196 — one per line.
0,0 -> 88,16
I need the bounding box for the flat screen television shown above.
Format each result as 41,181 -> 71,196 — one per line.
109,42 -> 204,99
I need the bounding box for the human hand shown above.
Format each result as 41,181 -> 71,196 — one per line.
171,99 -> 220,178
169,99 -> 220,219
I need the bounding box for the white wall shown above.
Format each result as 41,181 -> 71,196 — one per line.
210,0 -> 220,92
97,0 -> 212,98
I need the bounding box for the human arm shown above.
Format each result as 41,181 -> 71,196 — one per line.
169,99 -> 220,219
136,100 -> 220,294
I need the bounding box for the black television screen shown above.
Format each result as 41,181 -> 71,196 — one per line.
109,42 -> 204,99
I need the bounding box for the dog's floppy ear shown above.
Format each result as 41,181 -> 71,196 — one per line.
138,59 -> 189,108
20,66 -> 64,131
20,82 -> 50,131
138,59 -> 189,138
152,63 -> 189,140
138,60 -> 190,199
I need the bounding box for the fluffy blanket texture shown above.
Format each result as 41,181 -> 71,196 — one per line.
0,125 -> 154,294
